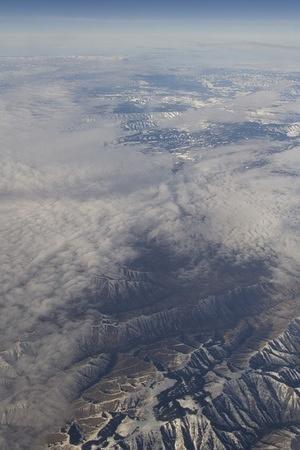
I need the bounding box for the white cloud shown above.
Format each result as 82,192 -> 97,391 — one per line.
0,56 -> 299,448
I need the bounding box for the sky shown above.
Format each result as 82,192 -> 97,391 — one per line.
1,0 -> 300,55
1,0 -> 300,20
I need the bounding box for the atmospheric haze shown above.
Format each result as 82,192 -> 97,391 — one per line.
0,2 -> 300,450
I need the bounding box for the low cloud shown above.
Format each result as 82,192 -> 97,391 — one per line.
0,56 -> 299,448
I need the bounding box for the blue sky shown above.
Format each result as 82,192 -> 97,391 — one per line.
1,1 -> 299,56
2,0 -> 300,19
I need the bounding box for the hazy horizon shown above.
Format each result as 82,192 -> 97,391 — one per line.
1,0 -> 300,56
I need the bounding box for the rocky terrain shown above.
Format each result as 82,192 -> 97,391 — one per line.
43,276 -> 300,450
0,56 -> 299,450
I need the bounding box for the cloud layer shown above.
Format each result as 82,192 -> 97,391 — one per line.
0,55 -> 299,448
